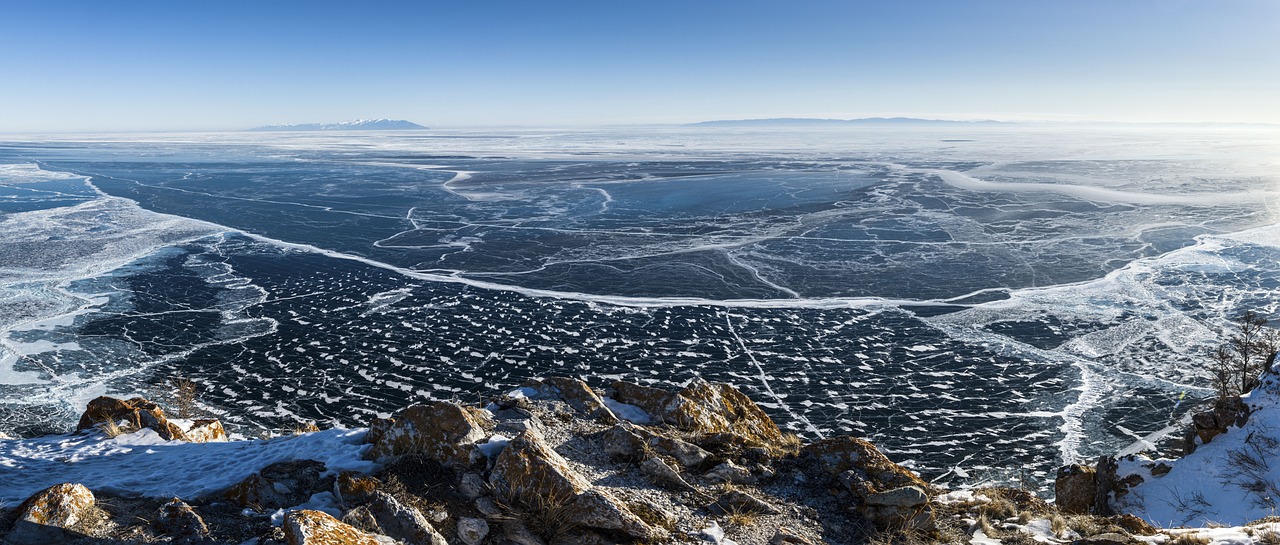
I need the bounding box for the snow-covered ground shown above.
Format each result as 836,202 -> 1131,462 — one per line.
0,427 -> 374,506
1115,371 -> 1280,528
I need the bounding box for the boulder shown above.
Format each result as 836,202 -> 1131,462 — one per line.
523,377 -> 618,423
364,491 -> 448,545
77,396 -> 186,441
1190,396 -> 1251,446
865,485 -> 928,508
802,436 -> 929,494
156,498 -> 210,544
457,517 -> 490,545
224,460 -> 332,509
863,485 -> 934,532
283,510 -> 390,545
704,460 -> 757,485
184,419 -> 227,443
490,428 -> 659,540
334,472 -> 381,506
1055,464 -> 1097,515
8,483 -> 97,545
366,401 -> 488,467
599,421 -> 710,468
608,379 -> 784,447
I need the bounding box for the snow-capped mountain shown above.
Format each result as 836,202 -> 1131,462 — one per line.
248,119 -> 427,131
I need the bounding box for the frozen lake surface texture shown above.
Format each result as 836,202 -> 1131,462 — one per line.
1,126 -> 1278,491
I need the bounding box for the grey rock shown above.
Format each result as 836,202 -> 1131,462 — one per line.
704,461 -> 757,485
366,491 -> 449,545
770,526 -> 816,545
710,490 -> 781,516
156,498 -> 210,544
639,457 -> 697,493
475,496 -> 502,517
501,521 -> 548,545
459,472 -> 487,500
456,517 -> 489,545
864,485 -> 928,507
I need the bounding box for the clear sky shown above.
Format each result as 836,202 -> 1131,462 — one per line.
1,0 -> 1277,132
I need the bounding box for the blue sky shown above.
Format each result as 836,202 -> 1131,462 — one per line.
1,1 -> 1277,131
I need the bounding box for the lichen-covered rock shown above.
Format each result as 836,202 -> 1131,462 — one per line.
523,377 -> 618,423
184,419 -> 227,443
77,396 -> 187,441
366,401 -> 488,467
1056,464 -> 1097,515
283,510 -> 390,545
490,428 -> 660,540
364,491 -> 448,545
366,417 -> 394,445
156,498 -> 210,544
334,472 -> 381,505
224,460 -> 332,509
456,517 -> 489,545
8,483 -> 96,545
608,379 -> 783,447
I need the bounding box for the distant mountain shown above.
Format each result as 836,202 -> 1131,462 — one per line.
248,119 -> 427,131
687,117 -> 1003,127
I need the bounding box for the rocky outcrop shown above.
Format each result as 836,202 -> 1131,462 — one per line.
1184,395 -> 1251,453
801,436 -> 934,530
75,396 -> 226,443
490,427 -> 661,540
608,378 -> 784,447
283,509 -> 391,545
1056,464 -> 1097,514
363,491 -> 449,545
156,498 -> 210,544
366,401 -> 489,467
521,377 -> 618,423
7,483 -> 97,545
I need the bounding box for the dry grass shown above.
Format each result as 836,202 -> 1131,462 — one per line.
1257,528 -> 1280,545
765,432 -> 804,458
97,419 -> 137,438
1050,514 -> 1070,538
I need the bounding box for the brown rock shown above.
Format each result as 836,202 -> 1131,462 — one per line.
283,510 -> 386,545
803,436 -> 929,494
490,428 -> 659,540
608,379 -> 784,447
8,483 -> 96,545
1055,464 -> 1097,515
599,422 -> 710,468
770,526 -> 817,545
334,472 -> 381,505
366,401 -> 488,467
1107,514 -> 1157,536
77,396 -> 187,441
709,490 -> 782,516
366,417 -> 394,445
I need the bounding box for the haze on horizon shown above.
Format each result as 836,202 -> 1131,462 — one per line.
1,0 -> 1277,133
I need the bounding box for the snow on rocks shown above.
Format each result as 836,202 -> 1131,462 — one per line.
7,483 -> 96,545
364,401 -> 489,467
283,509 -> 392,545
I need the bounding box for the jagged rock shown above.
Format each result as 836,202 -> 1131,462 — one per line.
802,436 -> 929,494
710,490 -> 782,515
704,460 -> 757,485
1055,464 -> 1097,515
1149,462 -> 1172,477
608,379 -> 784,446
599,421 -> 711,468
458,472 -> 488,500
77,396 -> 186,440
342,506 -> 380,534
1190,395 -> 1251,446
156,498 -> 210,544
366,401 -> 488,467
523,377 -> 618,423
184,419 -> 227,443
1093,456 -> 1118,516
283,509 -> 390,545
456,517 -> 489,545
334,472 -> 381,505
489,428 -> 659,540
8,483 -> 96,545
365,491 -> 449,545
770,526 -> 816,545
224,460 -> 332,509
640,456 -> 697,492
